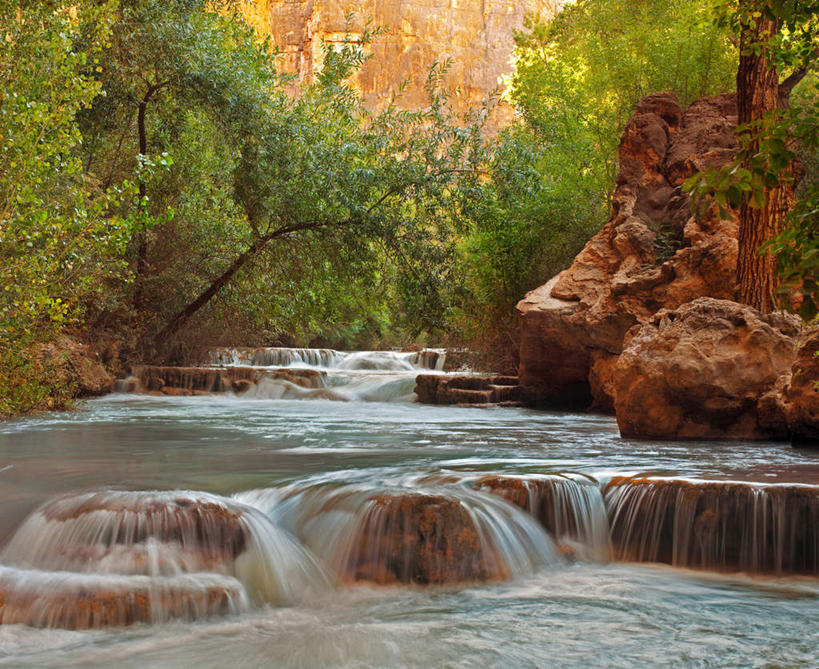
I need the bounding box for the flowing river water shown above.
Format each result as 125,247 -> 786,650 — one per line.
0,349 -> 817,667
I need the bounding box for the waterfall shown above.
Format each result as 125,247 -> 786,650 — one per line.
0,491 -> 328,628
208,347 -> 445,371
236,481 -> 560,585
475,474 -> 611,562
606,477 -> 819,574
3,473 -> 816,630
109,347 -> 451,402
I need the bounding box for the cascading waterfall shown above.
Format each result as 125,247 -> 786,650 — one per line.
1,473 -> 817,630
210,347 -> 343,368
473,474 -> 611,562
208,347 -> 445,372
163,347 -> 452,402
236,480 -> 560,585
0,491 -> 328,628
605,477 -> 819,574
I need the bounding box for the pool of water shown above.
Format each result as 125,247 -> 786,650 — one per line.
0,396 -> 817,667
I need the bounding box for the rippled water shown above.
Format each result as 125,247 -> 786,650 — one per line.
1,396 -> 818,667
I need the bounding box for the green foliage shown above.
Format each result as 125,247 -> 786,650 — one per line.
443,0 -> 736,361
766,83 -> 819,320
0,1 -> 138,415
511,0 -> 736,186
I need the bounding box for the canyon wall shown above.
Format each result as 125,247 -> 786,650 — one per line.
268,0 -> 558,123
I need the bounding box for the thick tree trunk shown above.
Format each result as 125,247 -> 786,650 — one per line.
132,82 -> 167,314
735,2 -> 791,313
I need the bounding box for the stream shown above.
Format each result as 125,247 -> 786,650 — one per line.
0,350 -> 817,667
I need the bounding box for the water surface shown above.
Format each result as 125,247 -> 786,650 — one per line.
0,396 -> 817,667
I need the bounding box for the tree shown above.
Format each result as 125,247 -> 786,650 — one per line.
0,1 -> 137,414
686,0 -> 817,314
735,1 -> 791,311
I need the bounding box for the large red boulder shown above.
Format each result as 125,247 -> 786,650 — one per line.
517,93 -> 740,408
785,328 -> 819,446
612,298 -> 801,439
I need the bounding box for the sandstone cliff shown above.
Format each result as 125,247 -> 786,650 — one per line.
268,0 -> 558,124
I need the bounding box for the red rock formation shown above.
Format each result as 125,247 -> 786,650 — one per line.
517,93 -> 741,408
785,328 -> 819,446
613,298 -> 801,440
341,492 -> 507,584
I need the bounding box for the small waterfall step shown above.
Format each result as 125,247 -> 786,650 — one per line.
605,476 -> 819,575
116,365 -> 325,396
415,374 -> 521,406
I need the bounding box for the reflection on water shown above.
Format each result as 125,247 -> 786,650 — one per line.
0,396 -> 817,666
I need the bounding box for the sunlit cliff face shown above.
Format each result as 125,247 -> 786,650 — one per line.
267,0 -> 560,125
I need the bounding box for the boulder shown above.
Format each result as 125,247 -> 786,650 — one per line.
613,298 -> 801,439
517,93 -> 740,408
785,329 -> 819,446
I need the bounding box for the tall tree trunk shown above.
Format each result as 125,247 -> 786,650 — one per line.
735,2 -> 791,313
155,236 -> 267,344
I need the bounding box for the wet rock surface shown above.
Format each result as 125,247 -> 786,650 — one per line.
414,374 -> 520,406
613,298 -> 802,439
342,493 -> 507,584
517,93 -> 740,409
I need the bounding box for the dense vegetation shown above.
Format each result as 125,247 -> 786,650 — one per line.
1,0 -> 816,415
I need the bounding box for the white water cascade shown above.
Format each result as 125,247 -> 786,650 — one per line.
0,491 -> 328,628
211,347 -> 448,402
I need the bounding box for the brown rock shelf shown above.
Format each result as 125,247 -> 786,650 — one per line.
122,365 -> 325,396
415,374 -> 521,406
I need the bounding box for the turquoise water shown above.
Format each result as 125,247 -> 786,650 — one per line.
0,395 -> 817,667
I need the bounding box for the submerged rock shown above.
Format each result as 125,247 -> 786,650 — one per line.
613,298 -> 801,440
517,93 -> 740,409
606,476 -> 819,574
